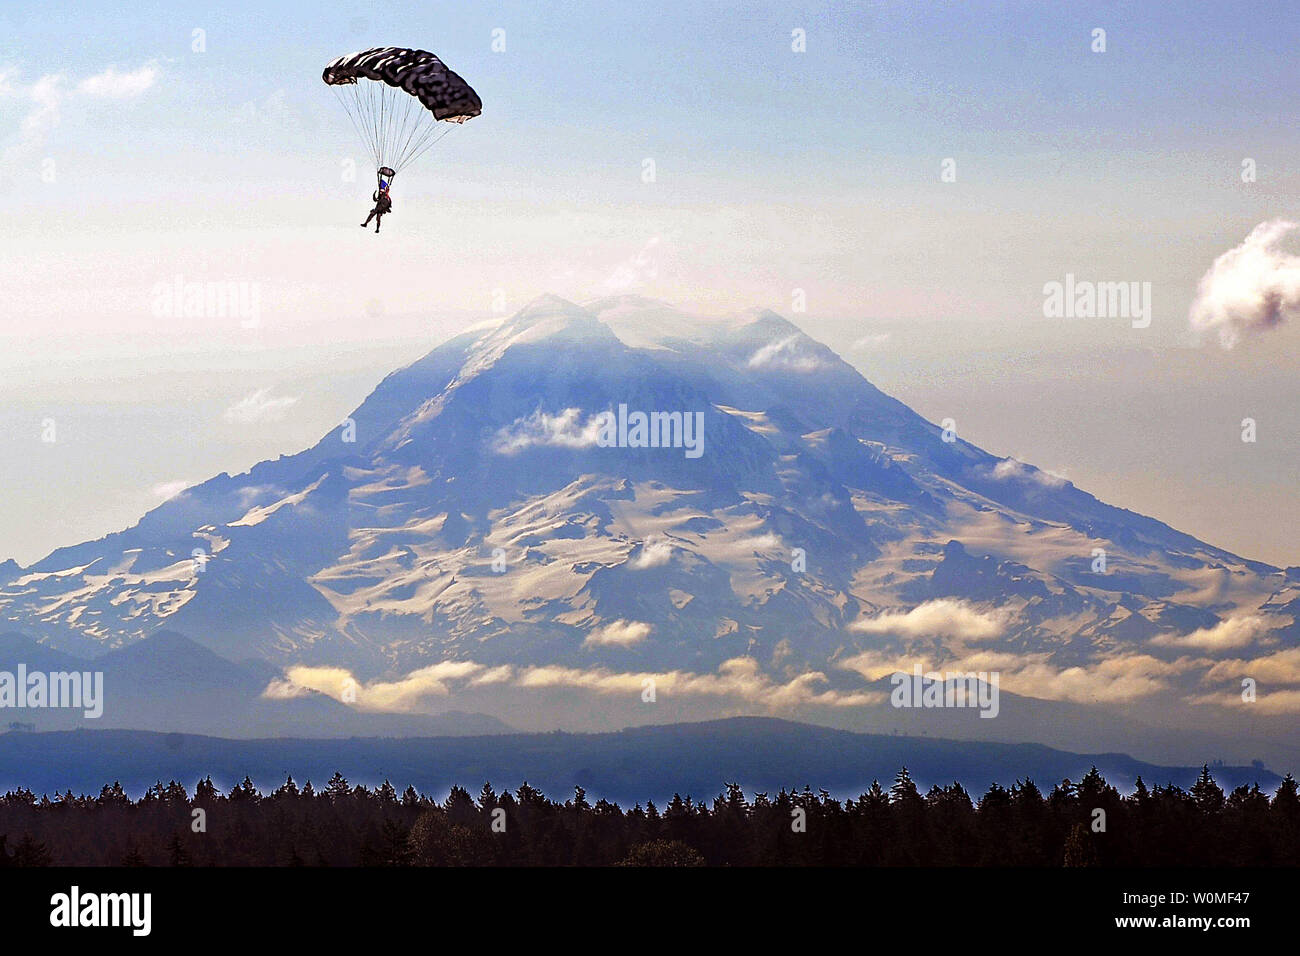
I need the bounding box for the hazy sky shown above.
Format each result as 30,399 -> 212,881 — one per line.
1,0 -> 1298,567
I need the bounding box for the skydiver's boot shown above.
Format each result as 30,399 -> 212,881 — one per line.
362,209 -> 376,228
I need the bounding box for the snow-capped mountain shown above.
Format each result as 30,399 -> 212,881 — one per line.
2,295 -> 1296,762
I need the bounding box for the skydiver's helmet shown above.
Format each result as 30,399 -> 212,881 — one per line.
379,181 -> 389,192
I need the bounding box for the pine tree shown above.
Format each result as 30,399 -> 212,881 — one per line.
121,843 -> 148,866
12,834 -> 50,867
325,772 -> 350,801
1191,765 -> 1225,814
1062,823 -> 1096,867
167,833 -> 192,867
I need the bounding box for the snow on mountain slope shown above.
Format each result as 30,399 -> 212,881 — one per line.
0,294 -> 1295,755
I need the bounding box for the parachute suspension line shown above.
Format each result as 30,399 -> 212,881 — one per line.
336,80 -> 438,175
390,106 -> 437,173
367,80 -> 378,159
378,79 -> 394,164
398,123 -> 453,173
332,85 -> 379,169
367,79 -> 383,166
391,87 -> 413,161
390,89 -> 421,170
358,82 -> 381,168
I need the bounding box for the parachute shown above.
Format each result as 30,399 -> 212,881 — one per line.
322,47 -> 481,179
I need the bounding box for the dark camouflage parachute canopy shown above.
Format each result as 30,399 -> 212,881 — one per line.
323,46 -> 482,174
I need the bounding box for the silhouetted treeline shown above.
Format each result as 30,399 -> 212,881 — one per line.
0,765 -> 1295,866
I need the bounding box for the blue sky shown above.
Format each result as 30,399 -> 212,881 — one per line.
1,0 -> 1298,566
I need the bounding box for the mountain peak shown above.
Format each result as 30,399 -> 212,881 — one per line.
1,290 -> 1282,764
472,294 -> 613,350
517,291 -> 584,314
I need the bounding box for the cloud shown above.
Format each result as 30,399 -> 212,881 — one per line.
747,334 -> 830,372
515,656 -> 881,708
1150,614 -> 1274,650
1188,688 -> 1300,715
262,677 -> 314,700
983,458 -> 1068,488
223,389 -> 300,424
584,619 -> 652,647
1,72 -> 65,165
602,237 -> 661,293
1203,645 -> 1300,687
851,332 -> 891,351
631,538 -> 673,569
273,661 -> 487,711
151,479 -> 192,501
840,647 -> 1192,705
235,485 -> 275,507
76,63 -> 158,99
491,407 -> 601,454
852,599 -> 1006,640
1189,219 -> 1300,347
1,62 -> 158,165
267,656 -> 886,713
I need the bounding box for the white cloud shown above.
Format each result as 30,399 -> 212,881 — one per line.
223,388 -> 300,424
2,72 -> 65,165
985,458 -> 1068,488
1,61 -> 158,165
851,599 -> 1006,640
602,237 -> 661,293
1204,645 -> 1300,687
491,407 -> 601,454
840,647 -> 1193,705
851,332 -> 891,350
76,63 -> 158,99
631,538 -> 673,569
1150,614 -> 1274,650
1189,219 -> 1300,348
273,661 -> 487,711
1188,688 -> 1300,715
268,656 -> 886,713
584,619 -> 652,647
262,677 -> 313,700
151,479 -> 191,500
747,334 -> 830,372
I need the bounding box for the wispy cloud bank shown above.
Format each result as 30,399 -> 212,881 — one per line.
841,646 -> 1193,705
1,61 -> 158,164
223,388 -> 300,424
268,656 -> 885,713
76,63 -> 159,99
603,237 -> 661,293
1150,614 -> 1274,650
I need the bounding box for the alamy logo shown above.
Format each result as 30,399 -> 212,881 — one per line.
595,404 -> 705,459
890,664 -> 1000,718
1042,273 -> 1151,328
50,886 -> 151,936
151,274 -> 261,327
0,666 -> 103,719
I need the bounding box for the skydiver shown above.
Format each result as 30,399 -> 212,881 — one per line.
361,180 -> 392,233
